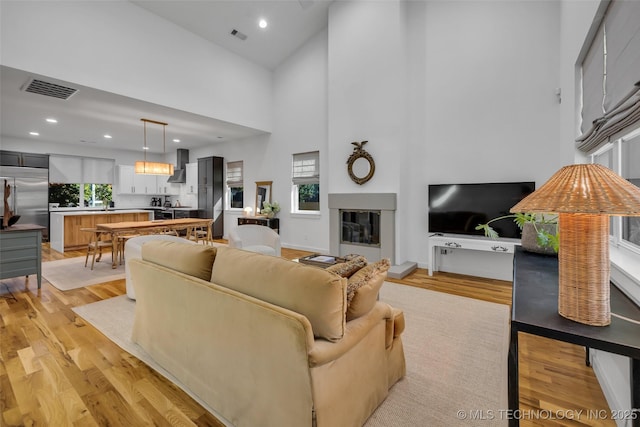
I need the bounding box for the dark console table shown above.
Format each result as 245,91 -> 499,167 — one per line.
510,247 -> 640,426
238,216 -> 279,234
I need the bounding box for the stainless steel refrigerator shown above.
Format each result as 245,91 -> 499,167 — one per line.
0,166 -> 49,239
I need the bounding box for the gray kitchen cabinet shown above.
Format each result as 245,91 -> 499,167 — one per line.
197,156 -> 224,239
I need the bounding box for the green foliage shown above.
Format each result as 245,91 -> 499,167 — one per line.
84,184 -> 112,204
49,184 -> 80,207
261,201 -> 280,216
475,212 -> 559,252
299,184 -> 319,203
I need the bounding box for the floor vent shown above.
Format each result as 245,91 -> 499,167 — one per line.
230,29 -> 247,41
21,78 -> 78,100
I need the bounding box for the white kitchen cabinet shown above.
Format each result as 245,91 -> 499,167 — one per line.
116,165 -> 158,194
116,165 -> 135,194
155,176 -> 180,195
185,162 -> 198,194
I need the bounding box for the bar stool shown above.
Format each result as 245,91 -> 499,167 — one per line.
81,228 -> 113,270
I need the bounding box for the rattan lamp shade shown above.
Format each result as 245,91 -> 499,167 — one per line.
511,164 -> 640,326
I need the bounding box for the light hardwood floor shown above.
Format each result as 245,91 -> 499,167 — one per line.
0,243 -> 614,426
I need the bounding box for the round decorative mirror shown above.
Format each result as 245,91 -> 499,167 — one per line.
347,141 -> 375,185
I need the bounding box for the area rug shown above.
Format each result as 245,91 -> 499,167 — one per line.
72,282 -> 509,426
42,256 -> 125,290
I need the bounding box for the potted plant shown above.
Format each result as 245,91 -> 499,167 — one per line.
261,201 -> 280,218
475,212 -> 559,255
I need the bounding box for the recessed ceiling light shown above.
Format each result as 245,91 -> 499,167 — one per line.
29,131 -> 40,136
104,134 -> 112,139
143,146 -> 150,150
258,18 -> 268,29
173,139 -> 181,143
46,118 -> 58,123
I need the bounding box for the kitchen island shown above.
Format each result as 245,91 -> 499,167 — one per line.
50,210 -> 152,252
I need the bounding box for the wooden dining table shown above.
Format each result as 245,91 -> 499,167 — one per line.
96,218 -> 213,268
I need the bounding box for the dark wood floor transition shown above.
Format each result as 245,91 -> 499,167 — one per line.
0,243 -> 614,426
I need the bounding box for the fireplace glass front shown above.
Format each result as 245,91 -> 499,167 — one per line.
340,210 -> 381,247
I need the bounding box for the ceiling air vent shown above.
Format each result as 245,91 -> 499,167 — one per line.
21,78 -> 78,100
230,29 -> 247,41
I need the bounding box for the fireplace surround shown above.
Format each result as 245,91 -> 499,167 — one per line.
328,193 -> 395,264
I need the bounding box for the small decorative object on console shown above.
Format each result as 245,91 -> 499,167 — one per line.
261,201 -> 280,218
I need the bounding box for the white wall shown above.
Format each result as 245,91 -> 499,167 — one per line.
0,1 -> 273,133
185,29 -> 330,252
324,0 -> 565,277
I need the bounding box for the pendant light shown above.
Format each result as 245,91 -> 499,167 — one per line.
135,118 -> 174,175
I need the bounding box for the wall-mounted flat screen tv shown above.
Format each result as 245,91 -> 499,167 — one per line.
428,181 -> 535,239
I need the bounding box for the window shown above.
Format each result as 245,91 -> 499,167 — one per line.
49,155 -> 114,207
621,132 -> 640,249
84,184 -> 113,208
592,127 -> 640,253
292,151 -> 320,212
49,183 -> 80,207
226,161 -> 243,209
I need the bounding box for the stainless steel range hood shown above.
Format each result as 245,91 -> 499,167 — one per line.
167,148 -> 188,183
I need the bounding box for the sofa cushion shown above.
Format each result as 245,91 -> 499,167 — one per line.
211,246 -> 346,342
325,256 -> 367,278
346,259 -> 390,321
142,240 -> 218,281
125,234 -> 197,300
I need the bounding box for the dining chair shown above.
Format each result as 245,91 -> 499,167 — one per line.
81,228 -> 114,270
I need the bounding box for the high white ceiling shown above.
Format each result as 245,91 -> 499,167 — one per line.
132,0 -> 333,70
0,0 -> 332,154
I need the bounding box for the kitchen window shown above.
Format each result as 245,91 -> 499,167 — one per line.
49,155 -> 114,208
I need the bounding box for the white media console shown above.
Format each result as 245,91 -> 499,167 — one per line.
428,234 -> 521,276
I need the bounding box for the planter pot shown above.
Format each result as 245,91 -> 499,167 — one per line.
521,222 -> 557,256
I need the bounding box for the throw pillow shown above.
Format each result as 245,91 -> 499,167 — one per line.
325,255 -> 367,278
346,258 -> 390,321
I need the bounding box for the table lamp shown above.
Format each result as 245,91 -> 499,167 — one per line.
510,164 -> 640,326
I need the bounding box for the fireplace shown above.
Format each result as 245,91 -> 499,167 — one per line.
328,193 -> 395,264
341,210 -> 381,247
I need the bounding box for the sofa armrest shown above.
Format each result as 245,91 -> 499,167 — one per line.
308,302 -> 393,367
385,307 -> 405,348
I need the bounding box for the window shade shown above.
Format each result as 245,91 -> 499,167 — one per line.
292,151 -> 319,185
82,158 -> 114,184
577,0 -> 640,153
226,161 -> 243,186
49,155 -> 114,184
49,155 -> 82,183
